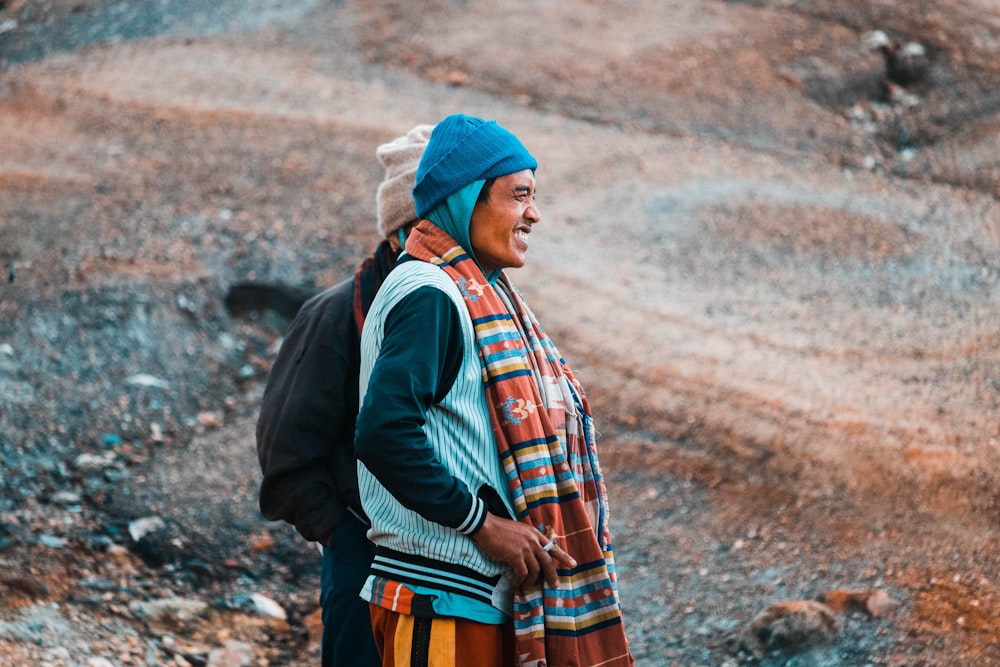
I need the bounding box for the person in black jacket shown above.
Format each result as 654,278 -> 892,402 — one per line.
256,124 -> 433,667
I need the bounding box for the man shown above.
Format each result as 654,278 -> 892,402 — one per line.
256,124 -> 434,667
355,114 -> 633,666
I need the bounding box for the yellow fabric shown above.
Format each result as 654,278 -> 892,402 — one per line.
372,603 -> 513,666
391,616 -> 455,667
428,617 -> 456,666
391,614 -> 413,667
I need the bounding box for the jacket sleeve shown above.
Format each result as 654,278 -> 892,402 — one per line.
256,279 -> 360,544
355,286 -> 487,533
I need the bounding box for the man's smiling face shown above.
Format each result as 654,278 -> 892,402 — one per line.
469,169 -> 540,273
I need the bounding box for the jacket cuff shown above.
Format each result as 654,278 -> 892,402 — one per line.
455,496 -> 488,535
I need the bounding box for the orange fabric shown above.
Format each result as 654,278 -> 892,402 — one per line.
369,604 -> 514,667
369,577 -> 418,615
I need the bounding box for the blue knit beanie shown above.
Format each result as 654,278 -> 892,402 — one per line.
413,114 -> 537,219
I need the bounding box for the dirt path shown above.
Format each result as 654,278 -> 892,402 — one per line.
2,1 -> 1000,665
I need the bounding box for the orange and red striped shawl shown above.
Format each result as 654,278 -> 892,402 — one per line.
406,221 -> 634,667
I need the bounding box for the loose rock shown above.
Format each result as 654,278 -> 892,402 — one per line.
724,600 -> 842,660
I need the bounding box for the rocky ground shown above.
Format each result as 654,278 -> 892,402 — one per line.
1,1 -> 1000,665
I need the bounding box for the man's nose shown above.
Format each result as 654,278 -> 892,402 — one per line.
525,201 -> 541,223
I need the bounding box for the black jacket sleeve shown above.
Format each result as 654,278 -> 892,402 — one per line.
256,278 -> 361,544
355,285 -> 483,530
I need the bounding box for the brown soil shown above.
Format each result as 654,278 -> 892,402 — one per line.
1,1 -> 999,665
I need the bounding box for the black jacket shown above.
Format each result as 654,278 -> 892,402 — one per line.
256,277 -> 362,544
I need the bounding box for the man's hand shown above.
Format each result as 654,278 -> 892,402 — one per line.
471,513 -> 577,590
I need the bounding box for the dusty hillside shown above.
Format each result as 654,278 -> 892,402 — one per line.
1,1 -> 999,665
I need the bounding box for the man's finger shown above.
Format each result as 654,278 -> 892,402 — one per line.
512,561 -> 529,589
524,556 -> 542,588
547,543 -> 577,570
537,548 -> 562,588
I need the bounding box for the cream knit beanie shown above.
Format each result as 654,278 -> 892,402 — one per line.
376,124 -> 435,239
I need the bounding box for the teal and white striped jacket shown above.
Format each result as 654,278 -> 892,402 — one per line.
356,258 -> 517,617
